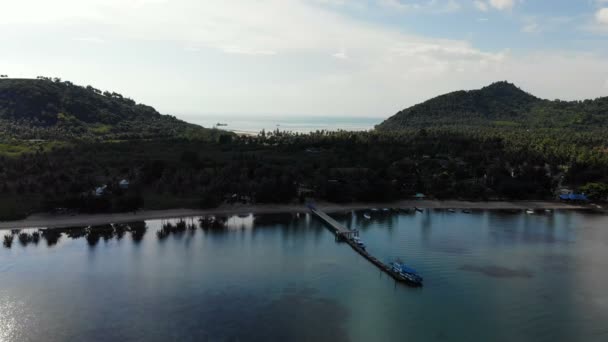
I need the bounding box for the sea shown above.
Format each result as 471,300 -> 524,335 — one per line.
180,115 -> 381,134
1,209 -> 608,341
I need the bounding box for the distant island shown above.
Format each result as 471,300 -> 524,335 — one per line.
0,78 -> 606,221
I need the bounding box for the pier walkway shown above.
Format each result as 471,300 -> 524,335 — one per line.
308,204 -> 422,286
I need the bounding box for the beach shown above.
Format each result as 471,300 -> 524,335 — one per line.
0,200 -> 590,230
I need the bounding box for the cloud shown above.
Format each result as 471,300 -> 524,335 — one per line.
489,0 -> 514,10
597,8 -> 608,25
474,0 -> 516,11
72,37 -> 105,44
521,23 -> 539,33
331,50 -> 349,59
1,0 -> 607,118
474,1 -> 489,12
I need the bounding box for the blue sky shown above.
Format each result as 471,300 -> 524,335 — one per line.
1,0 -> 608,119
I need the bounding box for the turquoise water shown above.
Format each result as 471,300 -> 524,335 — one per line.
181,115 -> 380,133
1,210 -> 608,341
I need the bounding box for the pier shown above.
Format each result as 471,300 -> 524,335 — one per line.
308,204 -> 422,287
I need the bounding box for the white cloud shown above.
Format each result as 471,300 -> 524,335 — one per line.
489,0 -> 514,10
1,0 -> 606,118
72,37 -> 105,44
474,0 -> 516,11
331,50 -> 349,59
474,1 -> 489,12
521,23 -> 539,33
597,8 -> 608,25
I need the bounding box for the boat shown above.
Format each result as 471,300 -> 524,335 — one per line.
363,213 -> 371,220
371,208 -> 379,212
382,208 -> 390,212
389,261 -> 423,285
544,209 -> 552,213
448,209 -> 456,213
216,123 -> 228,127
526,209 -> 534,214
462,209 -> 472,214
414,207 -> 423,213
352,237 -> 366,250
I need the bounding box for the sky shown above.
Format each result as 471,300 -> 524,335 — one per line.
1,0 -> 608,119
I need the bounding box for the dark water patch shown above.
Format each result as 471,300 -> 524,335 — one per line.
144,287 -> 350,342
489,227 -> 571,246
539,254 -> 579,272
249,292 -> 350,341
427,239 -> 470,255
459,264 -> 534,279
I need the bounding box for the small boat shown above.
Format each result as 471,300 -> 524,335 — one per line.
352,237 -> 366,250
462,209 -> 472,214
448,209 -> 456,213
414,207 -> 423,213
526,209 -> 534,214
363,213 -> 371,220
382,208 -> 390,212
544,209 -> 552,213
371,208 -> 379,212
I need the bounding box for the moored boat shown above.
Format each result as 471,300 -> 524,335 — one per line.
352,236 -> 366,250
389,261 -> 423,285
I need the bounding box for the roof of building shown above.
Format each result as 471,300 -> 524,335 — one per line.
559,193 -> 588,201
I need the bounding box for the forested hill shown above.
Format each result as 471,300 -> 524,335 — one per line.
0,78 -> 216,140
377,82 -> 608,130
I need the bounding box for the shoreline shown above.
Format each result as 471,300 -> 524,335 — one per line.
0,200 -> 593,230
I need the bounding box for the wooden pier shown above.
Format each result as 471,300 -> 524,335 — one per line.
308,205 -> 422,287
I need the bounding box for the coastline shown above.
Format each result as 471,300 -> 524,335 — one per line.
0,200 -> 591,230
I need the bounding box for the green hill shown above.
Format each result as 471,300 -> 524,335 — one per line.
0,78 -> 215,141
377,82 -> 608,130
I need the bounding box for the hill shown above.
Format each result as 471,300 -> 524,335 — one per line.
0,78 -> 216,141
377,82 -> 608,130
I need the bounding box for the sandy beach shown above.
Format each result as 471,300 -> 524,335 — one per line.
0,200 -> 592,230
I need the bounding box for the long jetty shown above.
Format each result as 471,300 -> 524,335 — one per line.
308,205 -> 421,286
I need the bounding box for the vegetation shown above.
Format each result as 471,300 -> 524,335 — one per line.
0,79 -> 606,221
377,82 -> 608,130
0,78 -> 225,141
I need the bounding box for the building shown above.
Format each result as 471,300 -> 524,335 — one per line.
95,185 -> 107,197
119,179 -> 130,189
559,193 -> 589,202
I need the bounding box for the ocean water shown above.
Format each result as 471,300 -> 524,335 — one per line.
1,210 -> 608,341
180,115 -> 380,134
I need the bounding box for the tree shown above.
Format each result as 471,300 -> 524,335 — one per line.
579,183 -> 608,202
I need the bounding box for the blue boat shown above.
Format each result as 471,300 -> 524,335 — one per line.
389,261 -> 423,285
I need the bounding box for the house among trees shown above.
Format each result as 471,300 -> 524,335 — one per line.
95,185 -> 108,197
119,179 -> 130,189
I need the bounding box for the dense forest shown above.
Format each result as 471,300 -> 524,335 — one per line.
0,79 -> 607,220
377,82 -> 608,130
0,78 -> 219,141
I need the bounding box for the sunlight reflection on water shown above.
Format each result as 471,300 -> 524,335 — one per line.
0,294 -> 28,342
